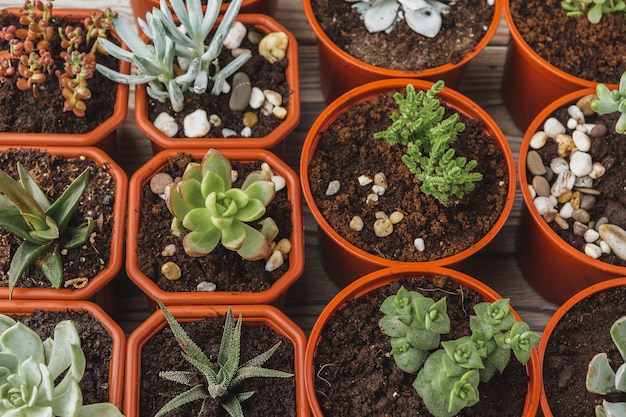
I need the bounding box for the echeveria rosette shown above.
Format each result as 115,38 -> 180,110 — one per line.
591,71 -> 626,134
165,149 -> 277,261
0,314 -> 124,417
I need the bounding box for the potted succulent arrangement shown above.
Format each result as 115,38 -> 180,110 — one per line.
538,277 -> 626,417
0,145 -> 127,302
302,0 -> 503,102
126,148 -> 304,306
300,78 -> 516,288
305,264 -> 541,417
517,71 -> 626,304
0,298 -> 126,416
96,0 -> 300,154
502,0 -> 625,130
124,301 -> 310,417
0,0 -> 130,155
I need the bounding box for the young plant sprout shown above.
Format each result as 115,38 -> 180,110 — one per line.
164,149 -> 278,261
0,314 -> 124,416
591,71 -> 626,134
155,300 -> 293,417
561,0 -> 625,23
0,163 -> 94,297
96,0 -> 250,113
374,81 -> 483,206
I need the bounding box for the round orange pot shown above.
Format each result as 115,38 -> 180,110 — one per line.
517,88 -> 626,305
124,304 -> 310,417
538,277 -> 626,416
300,78 -> 516,288
501,1 -> 618,131
134,14 -> 300,154
126,148 -> 304,306
302,0 -> 503,103
305,264 -> 541,417
0,299 -> 126,412
0,145 -> 127,301
0,8 -> 130,157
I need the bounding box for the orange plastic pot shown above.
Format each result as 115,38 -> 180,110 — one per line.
134,14 -> 300,154
501,1 -> 618,131
302,0 -> 503,103
300,78 -> 516,288
0,299 -> 126,412
0,145 -> 127,301
126,148 -> 305,306
517,88 -> 626,305
538,277 -> 626,416
124,304 -> 310,417
304,264 -> 541,417
0,8 -> 130,157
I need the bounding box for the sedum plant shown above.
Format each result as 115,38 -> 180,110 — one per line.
561,0 -> 625,23
374,81 -> 483,206
155,300 -> 293,417
586,315 -> 626,417
0,163 -> 94,297
96,0 -> 250,112
0,313 -> 124,416
165,149 -> 277,261
591,71 -> 626,134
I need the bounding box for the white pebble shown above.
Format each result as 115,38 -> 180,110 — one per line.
366,193 -> 379,203
222,81 -> 231,94
326,180 -> 340,196
544,117 -> 566,138
261,100 -> 274,116
567,118 -> 578,130
530,131 -> 547,149
154,112 -> 179,137
567,104 -> 586,123
589,162 -> 605,179
569,151 -> 593,177
414,238 -> 425,252
374,218 -> 393,237
598,224 -> 626,260
271,175 -> 286,191
272,106 -> 288,120
584,228 -> 600,243
197,281 -> 217,292
584,243 -> 603,259
372,184 -> 386,196
249,87 -> 265,109
572,130 -> 591,152
350,216 -> 364,231
209,114 -> 222,127
600,240 -> 612,254
231,170 -> 238,183
550,170 -> 575,197
263,89 -> 283,107
223,21 -> 247,49
222,128 -> 236,138
358,175 -> 373,186
559,202 -> 574,219
265,250 -> 284,271
533,196 -> 557,216
183,109 -> 210,137
550,157 -> 569,175
161,244 -> 177,257
261,162 -> 272,174
240,127 -> 252,137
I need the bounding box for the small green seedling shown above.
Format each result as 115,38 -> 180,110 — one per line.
591,71 -> 626,134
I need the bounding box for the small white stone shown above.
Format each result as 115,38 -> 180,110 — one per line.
533,196 -> 557,216
272,106 -> 288,120
263,89 -> 283,107
374,218 -> 393,237
183,109 -> 210,138
223,21 -> 247,49
544,117 -> 566,138
358,175 -> 373,186
414,238 -> 425,252
567,118 -> 578,130
161,244 -> 177,257
261,100 -> 274,116
569,151 -> 593,177
154,112 -> 179,137
598,224 -> 626,260
240,126 -> 252,137
271,175 -> 286,191
209,114 -> 222,127
366,193 -> 379,203
584,228 -> 600,243
567,104 -> 586,123
600,240 -> 612,254
550,157 -> 569,175
222,128 -> 236,138
326,180 -> 340,196
197,281 -> 217,292
584,243 -> 603,259
372,184 -> 386,196
350,216 -> 364,231
222,81 -> 231,94
551,170 -> 575,197
572,130 -> 591,152
265,250 -> 284,271
258,31 -> 288,63
249,87 -> 265,109
530,131 -> 548,149
559,202 -> 574,219
527,184 -> 537,199
231,170 -> 238,183
589,162 -> 606,179
275,238 -> 292,255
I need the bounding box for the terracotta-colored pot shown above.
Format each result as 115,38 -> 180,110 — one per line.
124,304 -> 310,417
517,88 -> 626,305
538,277 -> 626,416
126,148 -> 304,306
0,8 -> 130,157
305,264 -> 541,416
302,0 -> 503,103
300,78 -> 516,288
134,14 -> 300,154
0,145 -> 127,301
501,1 -> 618,131
0,299 -> 126,412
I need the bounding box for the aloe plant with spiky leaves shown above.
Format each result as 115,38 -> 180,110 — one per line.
155,300 -> 293,417
0,163 -> 94,297
165,149 -> 278,261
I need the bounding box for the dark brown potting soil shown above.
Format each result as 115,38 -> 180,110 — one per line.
313,275 -> 530,416
139,314 -> 296,417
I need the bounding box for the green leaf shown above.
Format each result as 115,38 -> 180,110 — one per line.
587,353 -> 617,394
0,169 -> 47,225
182,228 -> 221,256
65,218 -> 95,250
202,150 -> 232,190
17,163 -> 50,211
178,179 -> 206,210
78,403 -> 125,417
235,223 -> 272,260
0,322 -> 44,364
588,3 -> 604,21
233,199 -> 266,223
154,384 -> 209,417
0,197 -> 36,241
221,221 -> 246,251
379,315 -> 411,338
8,240 -> 54,297
39,244 -> 63,289
612,316 -> 626,360
45,168 -> 90,234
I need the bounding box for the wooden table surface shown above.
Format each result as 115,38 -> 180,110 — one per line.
0,0 -> 561,336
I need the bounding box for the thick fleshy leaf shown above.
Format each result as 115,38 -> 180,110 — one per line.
45,168 -> 89,233
0,197 -> 36,241
259,218 -> 279,241
201,172 -> 227,201
224,188 -> 249,209
233,199 -> 266,222
50,381 -> 82,417
0,322 -> 44,364
78,403 -> 125,417
201,150 -> 232,190
404,6 -> 443,38
17,163 -> 50,211
183,208 -> 216,232
64,218 -> 95,250
165,183 -> 190,221
587,353 -> 617,394
0,169 -> 47,225
242,180 -> 275,207
28,216 -> 59,243
236,223 -> 272,260
177,179 -> 205,209
364,0 -> 400,32
45,321 -> 82,381
39,245 -> 63,289
154,385 -> 208,417
221,221 -> 246,251
183,229 -> 221,256
8,241 -> 54,297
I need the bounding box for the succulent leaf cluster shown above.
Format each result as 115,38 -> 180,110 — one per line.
0,162 -> 94,297
374,81 -> 483,206
561,0 -> 625,23
156,300 -> 293,417
591,71 -> 626,134
96,0 -> 250,112
0,313 -> 124,416
165,149 -> 277,261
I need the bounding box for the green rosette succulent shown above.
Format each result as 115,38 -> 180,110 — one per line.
165,149 -> 278,260
591,71 -> 626,134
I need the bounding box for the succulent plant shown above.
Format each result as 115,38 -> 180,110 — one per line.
96,0 -> 250,112
155,300 -> 293,417
0,313 -> 124,416
591,71 -> 626,134
561,0 -> 625,23
0,162 -> 94,297
165,149 -> 278,260
346,0 -> 451,38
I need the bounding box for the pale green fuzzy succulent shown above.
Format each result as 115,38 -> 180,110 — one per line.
155,300 -> 293,417
165,149 -> 277,260
0,313 -> 124,416
0,163 -> 94,297
586,316 -> 626,417
591,71 -> 626,134
561,0 -> 625,23
96,0 -> 250,112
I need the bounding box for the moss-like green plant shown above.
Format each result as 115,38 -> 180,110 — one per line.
165,149 -> 278,260
0,313 -> 124,416
0,162 -> 94,297
561,0 -> 625,23
373,81 -> 483,206
155,300 -> 293,417
591,71 -> 626,134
